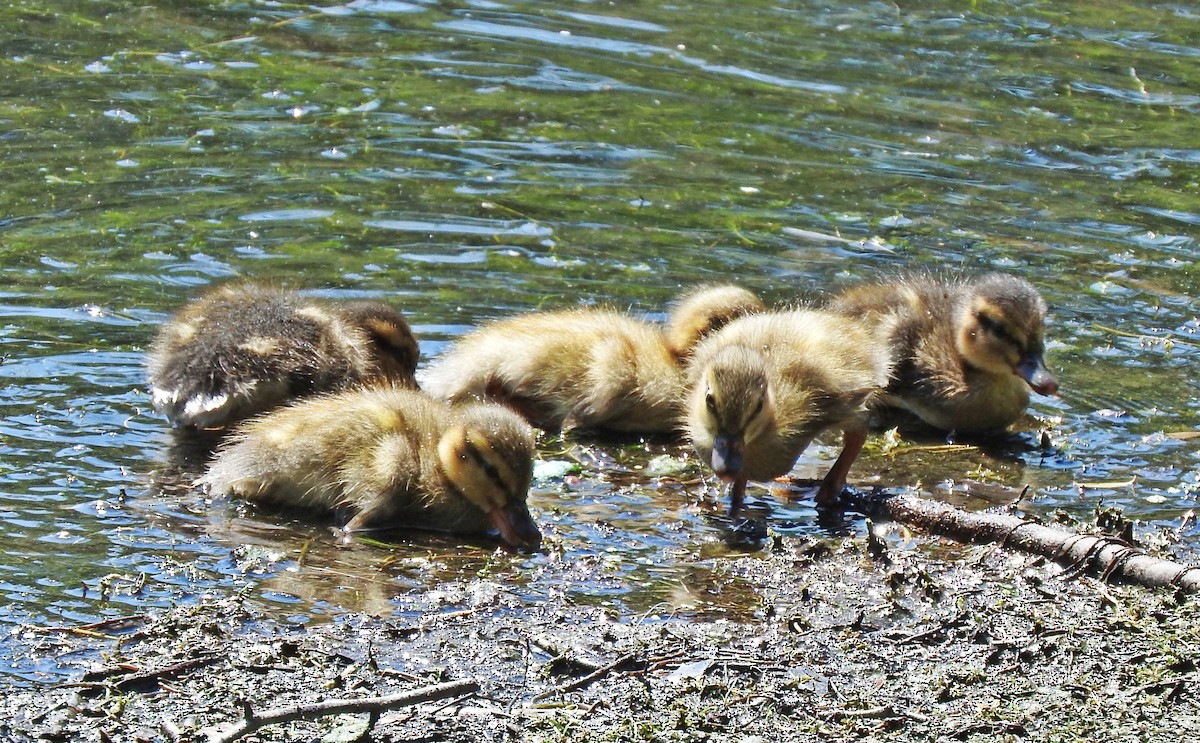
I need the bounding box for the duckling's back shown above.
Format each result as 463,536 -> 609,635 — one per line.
201,386 -> 538,546
147,284 -> 417,429
201,386 -> 448,514
423,308 -> 682,432
827,273 -> 1052,432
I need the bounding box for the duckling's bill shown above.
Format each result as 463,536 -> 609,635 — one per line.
488,502 -> 542,550
711,434 -> 743,482
1016,354 -> 1058,396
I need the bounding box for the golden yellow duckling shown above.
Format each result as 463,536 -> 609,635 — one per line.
826,273 -> 1057,433
147,283 -> 419,429
423,285 -> 762,434
200,386 -> 540,550
686,309 -> 891,513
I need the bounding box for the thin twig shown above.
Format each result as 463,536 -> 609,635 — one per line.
884,443 -> 977,457
823,705 -> 897,721
26,615 -> 148,637
532,653 -> 640,702
114,654 -> 224,692
1128,672 -> 1200,697
889,612 -> 969,646
200,679 -> 480,743
161,716 -> 182,742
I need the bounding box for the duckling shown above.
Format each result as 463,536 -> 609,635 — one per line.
664,284 -> 766,361
200,386 -> 540,550
423,286 -> 760,435
686,309 -> 891,513
147,283 -> 419,429
825,273 -> 1057,433
422,308 -> 680,433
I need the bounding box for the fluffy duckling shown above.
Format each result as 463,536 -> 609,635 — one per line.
826,273 -> 1057,433
686,309 -> 891,513
200,386 -> 540,550
147,283 -> 419,429
423,285 -> 761,435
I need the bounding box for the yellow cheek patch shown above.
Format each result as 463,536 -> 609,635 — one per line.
973,300 -> 1027,348
437,428 -> 466,471
463,430 -> 517,501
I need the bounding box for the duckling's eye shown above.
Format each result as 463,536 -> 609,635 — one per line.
975,311 -> 1017,347
749,396 -> 764,419
705,392 -> 718,413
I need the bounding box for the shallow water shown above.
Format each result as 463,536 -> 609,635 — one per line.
3,1 -> 1200,680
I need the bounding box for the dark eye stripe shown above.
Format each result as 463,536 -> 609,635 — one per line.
975,311 -> 1020,348
461,437 -> 511,495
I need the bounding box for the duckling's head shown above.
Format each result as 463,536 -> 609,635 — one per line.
689,345 -> 774,481
341,301 -> 420,385
436,403 -> 540,550
955,275 -> 1058,395
667,285 -> 765,360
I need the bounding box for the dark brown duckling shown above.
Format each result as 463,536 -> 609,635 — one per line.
147,283 -> 419,429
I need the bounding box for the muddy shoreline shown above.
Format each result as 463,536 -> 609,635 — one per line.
5,531 -> 1198,742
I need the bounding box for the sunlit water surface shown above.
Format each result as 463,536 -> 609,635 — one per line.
3,0 -> 1200,682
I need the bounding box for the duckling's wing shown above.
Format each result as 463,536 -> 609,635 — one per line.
337,430 -> 424,531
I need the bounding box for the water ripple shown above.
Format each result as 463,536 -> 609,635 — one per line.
364,216 -> 552,237
437,18 -> 846,94
239,209 -> 336,222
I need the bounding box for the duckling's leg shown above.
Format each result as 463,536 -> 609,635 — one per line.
815,426 -> 868,505
339,486 -> 405,544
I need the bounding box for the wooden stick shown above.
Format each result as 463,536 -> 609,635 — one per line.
859,492 -> 1200,592
198,679 -> 480,743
